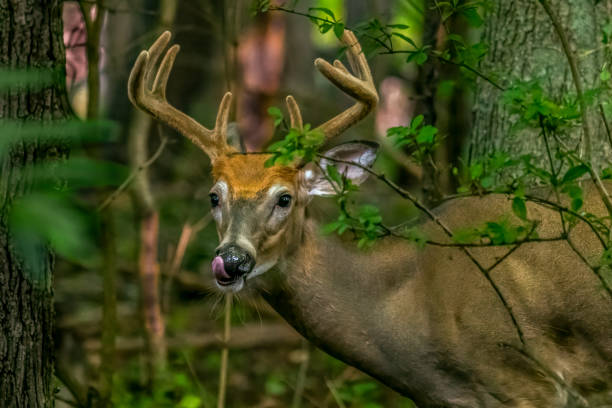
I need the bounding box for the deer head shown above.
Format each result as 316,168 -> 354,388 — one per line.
128,30 -> 379,292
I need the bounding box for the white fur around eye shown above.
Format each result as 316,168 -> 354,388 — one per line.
210,180 -> 228,222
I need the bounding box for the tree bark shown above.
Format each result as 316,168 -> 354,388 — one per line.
0,0 -> 71,407
469,0 -> 612,169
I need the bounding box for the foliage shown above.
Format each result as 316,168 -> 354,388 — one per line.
265,106 -> 326,165
387,115 -> 440,163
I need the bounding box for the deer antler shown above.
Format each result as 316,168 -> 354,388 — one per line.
128,31 -> 234,161
285,30 -> 378,141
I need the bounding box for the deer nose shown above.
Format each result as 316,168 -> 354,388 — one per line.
216,245 -> 254,279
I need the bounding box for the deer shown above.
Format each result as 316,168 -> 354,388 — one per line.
128,30 -> 612,407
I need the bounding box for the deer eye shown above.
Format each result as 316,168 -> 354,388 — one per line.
209,193 -> 220,208
277,194 -> 292,208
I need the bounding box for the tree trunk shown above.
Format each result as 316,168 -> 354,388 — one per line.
469,0 -> 612,169
0,0 -> 70,407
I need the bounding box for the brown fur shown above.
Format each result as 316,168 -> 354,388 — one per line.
212,154 -> 298,199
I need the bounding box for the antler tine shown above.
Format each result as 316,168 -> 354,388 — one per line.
312,29 -> 378,141
285,95 -> 303,131
128,31 -> 234,161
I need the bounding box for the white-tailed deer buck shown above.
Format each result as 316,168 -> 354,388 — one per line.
129,31 -> 612,407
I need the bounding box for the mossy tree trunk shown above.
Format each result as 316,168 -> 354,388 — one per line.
0,0 -> 70,407
469,0 -> 612,169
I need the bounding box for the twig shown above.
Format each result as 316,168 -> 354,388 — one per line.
537,0 -> 592,160
182,351 -> 208,408
291,340 -> 311,408
599,104 -> 612,150
163,223 -> 194,313
97,136 -> 167,211
269,5 -> 503,92
380,51 -> 505,91
217,294 -> 233,408
325,379 -> 347,408
55,362 -> 88,408
523,193 -> 608,247
549,132 -> 612,218
566,237 -> 612,297
421,235 -> 565,248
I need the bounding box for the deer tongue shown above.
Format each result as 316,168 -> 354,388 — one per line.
212,256 -> 231,281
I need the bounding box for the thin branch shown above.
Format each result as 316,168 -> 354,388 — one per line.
566,237 -> 612,297
599,104 -> 612,150
163,223 -> 194,314
436,55 -> 505,91
97,136 -> 167,211
291,340 -> 312,408
523,193 -> 608,247
549,132 -> 612,218
421,235 -> 565,248
270,5 -> 504,92
217,294 -> 233,408
537,0 -> 592,160
325,380 -> 347,408
55,362 -> 88,408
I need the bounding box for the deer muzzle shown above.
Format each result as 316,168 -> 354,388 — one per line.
213,245 -> 255,286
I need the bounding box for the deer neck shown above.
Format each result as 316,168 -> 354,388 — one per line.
254,215 -> 423,389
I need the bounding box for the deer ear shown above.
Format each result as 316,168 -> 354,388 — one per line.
301,142 -> 379,197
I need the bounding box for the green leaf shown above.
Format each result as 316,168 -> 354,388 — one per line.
309,7 -> 336,21
387,23 -> 410,29
39,157 -> 128,190
571,197 -> 584,211
460,7 -> 483,27
410,115 -> 424,129
319,22 -> 333,34
452,227 -> 480,244
333,22 -> 345,39
178,395 -> 202,408
480,175 -> 494,189
447,33 -> 465,45
600,248 -> 612,266
470,163 -> 483,180
321,221 -> 342,235
267,106 -> 284,127
0,68 -> 61,90
562,165 -> 589,184
416,125 -> 438,144
562,184 -> 583,199
392,32 -> 417,48
415,51 -> 428,65
512,197 -> 527,220
10,193 -> 98,273
265,375 -> 287,396
326,164 -> 342,185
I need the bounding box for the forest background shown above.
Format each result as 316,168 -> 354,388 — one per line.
1,0 -> 612,407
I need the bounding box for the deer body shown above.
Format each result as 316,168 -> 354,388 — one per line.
255,192 -> 612,407
128,31 -> 612,407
